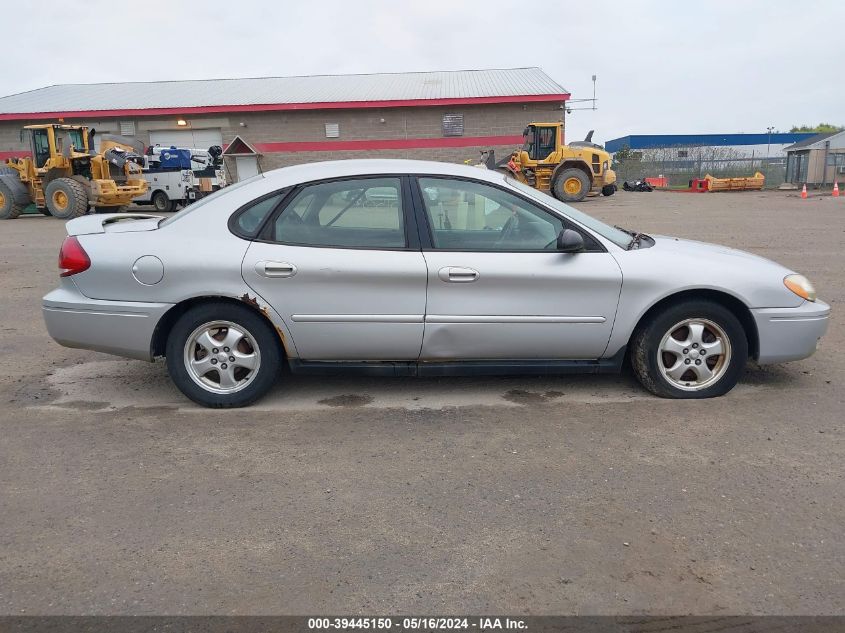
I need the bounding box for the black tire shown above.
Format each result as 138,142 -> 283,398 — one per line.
152,191 -> 175,212
165,302 -> 282,408
630,300 -> 748,399
552,168 -> 591,202
601,184 -> 617,196
0,180 -> 25,220
45,178 -> 89,219
39,207 -> 52,216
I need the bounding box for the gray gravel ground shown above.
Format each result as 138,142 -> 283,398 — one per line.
0,190 -> 842,615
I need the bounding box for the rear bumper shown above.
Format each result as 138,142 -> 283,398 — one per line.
43,283 -> 173,361
752,300 -> 830,364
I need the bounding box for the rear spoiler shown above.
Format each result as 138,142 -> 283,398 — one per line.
65,213 -> 162,236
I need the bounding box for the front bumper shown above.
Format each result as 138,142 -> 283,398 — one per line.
43,282 -> 173,361
752,300 -> 830,364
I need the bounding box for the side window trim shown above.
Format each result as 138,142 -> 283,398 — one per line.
400,175 -> 422,250
409,174 -> 606,253
408,175 -> 434,250
257,174 -> 417,251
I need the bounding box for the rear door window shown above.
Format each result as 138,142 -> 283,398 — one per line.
272,177 -> 406,249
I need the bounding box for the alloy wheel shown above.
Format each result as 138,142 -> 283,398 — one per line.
657,318 -> 731,391
183,320 -> 261,394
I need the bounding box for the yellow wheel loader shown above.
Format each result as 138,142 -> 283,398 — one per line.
481,124 -> 617,203
0,124 -> 147,220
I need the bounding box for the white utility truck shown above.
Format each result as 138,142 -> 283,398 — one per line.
134,145 -> 227,212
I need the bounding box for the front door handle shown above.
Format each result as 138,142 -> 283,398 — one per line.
256,261 -> 297,278
438,266 -> 480,283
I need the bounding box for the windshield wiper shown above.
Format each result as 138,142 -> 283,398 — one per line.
614,225 -> 645,249
627,232 -> 643,249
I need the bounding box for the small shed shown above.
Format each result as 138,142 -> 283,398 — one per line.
221,135 -> 262,182
783,130 -> 845,186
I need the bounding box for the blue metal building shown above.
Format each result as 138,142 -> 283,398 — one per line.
606,133 -> 815,155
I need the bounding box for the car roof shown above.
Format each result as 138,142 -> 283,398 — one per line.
259,158 -> 507,186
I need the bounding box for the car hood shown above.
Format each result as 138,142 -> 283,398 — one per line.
650,235 -> 791,270
617,234 -> 805,308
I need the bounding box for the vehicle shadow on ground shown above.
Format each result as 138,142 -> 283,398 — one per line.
32,355 -> 798,414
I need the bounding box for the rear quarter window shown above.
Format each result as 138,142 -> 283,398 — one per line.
229,190 -> 288,239
160,174 -> 266,228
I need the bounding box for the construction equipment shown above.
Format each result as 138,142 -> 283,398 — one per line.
0,124 -> 147,220
704,171 -> 765,192
482,125 -> 616,202
668,172 -> 766,194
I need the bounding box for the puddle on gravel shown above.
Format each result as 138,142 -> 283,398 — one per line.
501,389 -> 566,405
37,358 -> 769,414
318,394 -> 375,408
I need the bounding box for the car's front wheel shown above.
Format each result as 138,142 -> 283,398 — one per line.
165,302 -> 281,407
631,300 -> 747,398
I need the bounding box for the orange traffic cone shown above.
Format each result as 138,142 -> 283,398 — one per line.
833,182 -> 840,197
801,184 -> 808,199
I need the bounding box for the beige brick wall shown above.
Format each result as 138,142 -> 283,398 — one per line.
215,102 -> 562,144
0,101 -> 565,178
224,144 -> 518,181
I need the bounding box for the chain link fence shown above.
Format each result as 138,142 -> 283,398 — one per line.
613,146 -> 787,189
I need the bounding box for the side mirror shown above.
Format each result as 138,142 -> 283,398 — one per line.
557,228 -> 585,253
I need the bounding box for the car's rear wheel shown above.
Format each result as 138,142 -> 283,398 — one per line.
631,300 -> 747,398
165,302 -> 281,407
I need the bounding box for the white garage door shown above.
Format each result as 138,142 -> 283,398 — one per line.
149,128 -> 223,150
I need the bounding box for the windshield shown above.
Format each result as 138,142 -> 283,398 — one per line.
504,175 -> 631,248
158,174 -> 264,227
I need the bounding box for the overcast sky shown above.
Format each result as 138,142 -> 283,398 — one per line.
4,1 -> 843,144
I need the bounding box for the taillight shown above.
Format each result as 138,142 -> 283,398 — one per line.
58,236 -> 91,277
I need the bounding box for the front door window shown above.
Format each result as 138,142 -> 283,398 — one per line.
418,177 -> 564,251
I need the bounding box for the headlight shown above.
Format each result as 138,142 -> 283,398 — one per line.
784,274 -> 817,301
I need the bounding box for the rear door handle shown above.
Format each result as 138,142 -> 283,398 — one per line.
438,266 -> 480,283
256,261 -> 297,278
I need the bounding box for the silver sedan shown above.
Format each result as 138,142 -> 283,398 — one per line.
42,159 -> 830,407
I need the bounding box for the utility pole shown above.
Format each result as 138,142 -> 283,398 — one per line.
566,74 -> 599,111
766,126 -> 774,185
